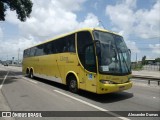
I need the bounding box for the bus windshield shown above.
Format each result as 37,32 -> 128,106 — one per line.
93,31 -> 131,75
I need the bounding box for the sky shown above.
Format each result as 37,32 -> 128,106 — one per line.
0,0 -> 160,62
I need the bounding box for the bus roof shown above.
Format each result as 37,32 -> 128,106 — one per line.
25,27 -> 122,50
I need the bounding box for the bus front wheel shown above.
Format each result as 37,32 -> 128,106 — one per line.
68,76 -> 78,93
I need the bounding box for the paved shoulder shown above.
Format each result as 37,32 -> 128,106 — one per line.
0,91 -> 15,120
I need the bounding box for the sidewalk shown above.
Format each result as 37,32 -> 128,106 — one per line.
132,70 -> 160,80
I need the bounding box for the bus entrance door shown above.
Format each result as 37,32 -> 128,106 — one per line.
85,73 -> 97,93
78,67 -> 97,93
83,44 -> 97,93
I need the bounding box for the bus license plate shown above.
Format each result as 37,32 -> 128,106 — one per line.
119,86 -> 125,90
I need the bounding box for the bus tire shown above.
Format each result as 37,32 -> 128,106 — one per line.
68,76 -> 78,93
29,69 -> 34,79
26,69 -> 29,77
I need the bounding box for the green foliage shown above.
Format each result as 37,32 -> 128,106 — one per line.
132,63 -> 143,70
155,57 -> 160,62
141,55 -> 146,65
0,0 -> 33,21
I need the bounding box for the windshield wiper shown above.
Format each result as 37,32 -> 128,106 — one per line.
118,48 -> 130,73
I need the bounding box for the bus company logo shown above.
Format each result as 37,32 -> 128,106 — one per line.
1,112 -> 42,118
2,112 -> 11,117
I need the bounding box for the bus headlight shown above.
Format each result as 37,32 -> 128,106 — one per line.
100,80 -> 114,84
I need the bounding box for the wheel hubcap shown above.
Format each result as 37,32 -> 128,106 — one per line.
70,80 -> 76,88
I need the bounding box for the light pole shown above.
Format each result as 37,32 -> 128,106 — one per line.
12,57 -> 14,64
18,48 -> 20,64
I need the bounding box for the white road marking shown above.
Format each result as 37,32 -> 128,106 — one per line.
0,71 -> 9,89
22,77 -> 38,84
54,90 -> 130,120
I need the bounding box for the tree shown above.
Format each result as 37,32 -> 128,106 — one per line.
0,0 -> 33,22
141,55 -> 146,65
155,57 -> 160,62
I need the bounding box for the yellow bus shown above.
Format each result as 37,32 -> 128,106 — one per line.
22,28 -> 132,94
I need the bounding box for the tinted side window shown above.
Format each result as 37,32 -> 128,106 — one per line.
77,31 -> 96,72
65,34 -> 75,52
24,49 -> 30,58
23,50 -> 27,58
29,47 -> 36,57
77,31 -> 93,53
51,40 -> 57,54
44,42 -> 52,55
50,41 -> 56,54
25,34 -> 76,57
27,49 -> 30,57
35,45 -> 44,56
55,34 -> 75,53
53,38 -> 65,53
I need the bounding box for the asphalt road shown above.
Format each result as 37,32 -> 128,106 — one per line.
0,65 -> 160,120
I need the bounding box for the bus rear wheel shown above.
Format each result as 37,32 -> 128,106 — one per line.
26,69 -> 29,77
68,76 -> 78,93
29,69 -> 34,79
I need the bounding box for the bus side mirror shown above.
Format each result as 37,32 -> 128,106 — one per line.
94,40 -> 100,44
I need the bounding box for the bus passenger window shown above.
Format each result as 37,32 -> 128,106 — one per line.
24,49 -> 30,58
56,38 -> 66,53
67,34 -> 75,52
35,45 -> 44,56
29,47 -> 36,57
51,41 -> 56,54
44,43 -> 53,54
63,40 -> 68,52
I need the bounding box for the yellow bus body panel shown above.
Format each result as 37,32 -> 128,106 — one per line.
97,74 -> 132,94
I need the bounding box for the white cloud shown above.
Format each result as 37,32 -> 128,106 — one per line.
0,27 -> 3,38
105,0 -> 160,54
117,30 -> 140,53
106,0 -> 136,37
5,10 -> 20,25
125,40 -> 140,53
106,0 -> 160,39
78,13 -> 99,28
51,0 -> 86,12
149,44 -> 160,54
93,2 -> 98,10
0,36 -> 38,60
2,0 -> 99,60
134,0 -> 160,38
6,0 -> 99,38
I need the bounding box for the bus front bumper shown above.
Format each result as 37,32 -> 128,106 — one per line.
97,81 -> 133,94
